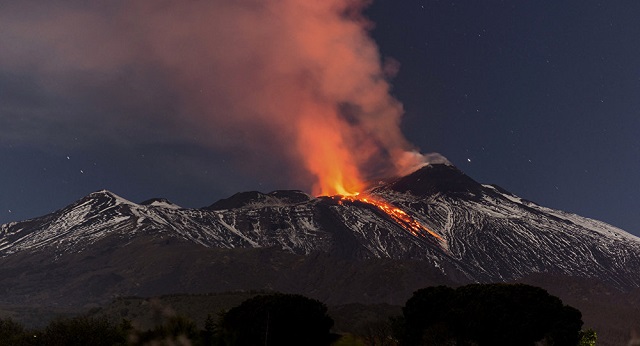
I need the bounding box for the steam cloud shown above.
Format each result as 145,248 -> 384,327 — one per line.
0,0 -> 427,195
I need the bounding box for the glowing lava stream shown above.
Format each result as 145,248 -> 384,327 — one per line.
338,193 -> 444,242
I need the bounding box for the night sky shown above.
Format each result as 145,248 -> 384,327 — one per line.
1,1 -> 639,236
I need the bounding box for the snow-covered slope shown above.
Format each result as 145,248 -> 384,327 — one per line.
372,165 -> 640,288
1,164 -> 639,290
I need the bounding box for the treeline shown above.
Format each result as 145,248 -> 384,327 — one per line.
0,284 -> 597,345
0,293 -> 333,346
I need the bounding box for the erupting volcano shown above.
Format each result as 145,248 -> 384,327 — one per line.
242,2 -> 440,241
311,146 -> 443,243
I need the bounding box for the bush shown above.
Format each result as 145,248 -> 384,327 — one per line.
578,329 -> 597,346
133,315 -> 200,345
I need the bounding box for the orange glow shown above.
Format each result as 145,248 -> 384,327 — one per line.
296,108 -> 367,196
5,1 -> 433,202
339,193 -> 443,242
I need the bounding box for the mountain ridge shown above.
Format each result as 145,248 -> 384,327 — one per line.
1,163 -> 639,309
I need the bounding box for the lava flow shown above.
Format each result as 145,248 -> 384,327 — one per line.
338,193 -> 443,242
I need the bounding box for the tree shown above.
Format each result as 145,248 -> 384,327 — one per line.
41,316 -> 126,346
202,313 -> 217,346
218,293 -> 335,346
578,329 -> 597,346
0,318 -> 32,346
401,286 -> 456,345
360,318 -> 396,346
398,284 -> 584,346
133,315 -> 200,345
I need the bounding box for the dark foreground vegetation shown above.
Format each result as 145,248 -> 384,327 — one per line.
0,284 -> 597,345
399,284 -> 594,346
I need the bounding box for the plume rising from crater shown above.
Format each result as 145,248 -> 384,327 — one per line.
0,0 -> 427,196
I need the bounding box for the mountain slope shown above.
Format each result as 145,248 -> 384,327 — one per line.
1,163 -> 639,307
373,164 -> 640,287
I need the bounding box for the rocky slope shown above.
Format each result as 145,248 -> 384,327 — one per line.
1,163 -> 639,307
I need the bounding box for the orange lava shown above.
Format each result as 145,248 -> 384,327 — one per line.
338,193 -> 443,242
296,110 -> 367,197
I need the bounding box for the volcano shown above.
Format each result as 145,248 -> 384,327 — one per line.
1,161 -> 639,310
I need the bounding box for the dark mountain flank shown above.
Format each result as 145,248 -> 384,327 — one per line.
1,163 -> 639,310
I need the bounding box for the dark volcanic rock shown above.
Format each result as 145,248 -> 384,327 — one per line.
382,164 -> 484,197
1,161 -> 640,310
206,190 -> 311,210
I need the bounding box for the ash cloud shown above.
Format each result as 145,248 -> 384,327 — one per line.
0,0 -> 426,193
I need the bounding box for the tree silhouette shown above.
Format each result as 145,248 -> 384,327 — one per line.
399,284 -> 583,346
218,293 -> 335,346
0,318 -> 32,346
41,316 -> 126,346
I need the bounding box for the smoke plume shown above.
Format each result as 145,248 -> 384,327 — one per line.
0,0 -> 426,195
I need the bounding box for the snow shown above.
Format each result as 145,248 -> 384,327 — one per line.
1,184 -> 640,289
147,200 -> 182,209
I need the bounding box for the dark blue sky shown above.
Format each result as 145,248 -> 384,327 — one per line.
1,1 -> 639,236
366,0 -> 640,235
